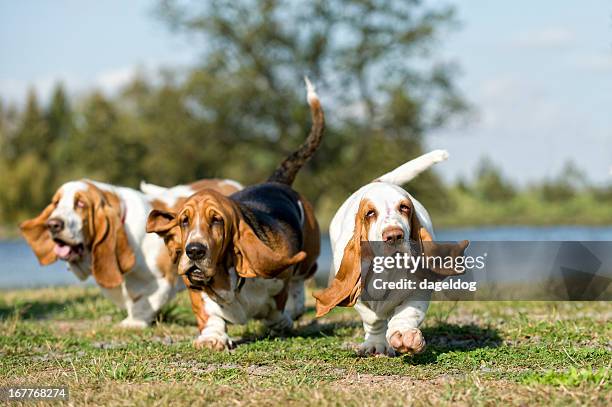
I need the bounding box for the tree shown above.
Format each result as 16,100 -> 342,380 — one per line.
45,83 -> 76,187
11,89 -> 49,160
473,157 -> 516,202
63,91 -> 147,187
46,83 -> 72,142
118,73 -> 229,186
0,100 -> 10,159
0,90 -> 55,221
156,0 -> 468,208
539,161 -> 586,202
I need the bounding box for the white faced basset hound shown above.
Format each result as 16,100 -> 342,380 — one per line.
314,150 -> 469,356
20,178 -> 242,328
146,79 -> 323,351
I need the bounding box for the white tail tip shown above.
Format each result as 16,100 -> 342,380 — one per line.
431,149 -> 450,163
375,149 -> 450,185
304,76 -> 319,105
140,180 -> 168,195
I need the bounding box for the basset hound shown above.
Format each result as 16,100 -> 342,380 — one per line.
20,178 -> 242,328
314,150 -> 469,356
147,79 -> 323,350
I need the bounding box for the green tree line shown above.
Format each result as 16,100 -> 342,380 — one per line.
1,81 -> 611,228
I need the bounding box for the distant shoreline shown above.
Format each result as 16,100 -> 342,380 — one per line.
0,226 -> 19,240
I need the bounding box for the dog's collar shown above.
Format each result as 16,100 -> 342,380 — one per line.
120,200 -> 127,224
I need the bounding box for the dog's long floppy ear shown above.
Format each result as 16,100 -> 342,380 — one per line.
19,202 -> 58,265
409,201 -> 423,247
232,218 -> 306,279
146,209 -> 181,264
89,195 -> 136,289
419,228 -> 470,277
314,199 -> 372,317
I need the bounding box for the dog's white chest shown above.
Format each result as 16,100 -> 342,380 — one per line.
209,278 -> 285,325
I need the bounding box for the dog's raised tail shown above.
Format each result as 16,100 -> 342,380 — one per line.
375,149 -> 449,185
267,77 -> 325,185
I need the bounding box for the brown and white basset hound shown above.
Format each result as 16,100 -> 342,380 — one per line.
20,178 -> 242,328
314,150 -> 469,356
147,79 -> 323,350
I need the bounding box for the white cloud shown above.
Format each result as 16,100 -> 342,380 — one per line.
575,54 -> 612,73
510,27 -> 575,49
94,66 -> 137,94
0,75 -> 73,106
0,65 -> 144,107
474,75 -> 542,130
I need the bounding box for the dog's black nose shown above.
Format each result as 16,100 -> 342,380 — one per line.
46,218 -> 65,234
186,242 -> 207,260
382,227 -> 404,243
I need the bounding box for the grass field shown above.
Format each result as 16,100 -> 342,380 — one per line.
0,286 -> 610,406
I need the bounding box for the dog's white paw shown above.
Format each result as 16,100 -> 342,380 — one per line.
119,318 -> 149,329
388,328 -> 426,355
357,339 -> 396,357
193,333 -> 231,352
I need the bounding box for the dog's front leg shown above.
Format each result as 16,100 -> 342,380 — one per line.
191,291 -> 231,351
386,299 -> 429,355
284,277 -> 306,320
120,301 -> 152,329
120,293 -> 154,329
263,286 -> 294,336
355,302 -> 395,356
120,278 -> 175,329
264,309 -> 293,337
100,285 -> 149,329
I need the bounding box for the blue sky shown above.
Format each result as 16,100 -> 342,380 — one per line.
1,1 -> 611,184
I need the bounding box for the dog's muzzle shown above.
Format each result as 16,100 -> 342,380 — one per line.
184,264 -> 211,287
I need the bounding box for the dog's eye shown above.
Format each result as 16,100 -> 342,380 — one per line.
181,217 -> 189,228
211,215 -> 224,225
365,210 -> 376,219
399,204 -> 410,213
75,199 -> 86,209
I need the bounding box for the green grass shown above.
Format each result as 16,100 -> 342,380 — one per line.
521,367 -> 610,387
0,286 -> 610,406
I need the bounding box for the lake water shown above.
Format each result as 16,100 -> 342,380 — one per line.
2,226 -> 612,289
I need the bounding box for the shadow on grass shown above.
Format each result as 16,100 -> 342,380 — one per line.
155,303 -> 197,327
232,319 -> 502,361
0,293 -> 100,320
234,318 -> 362,346
0,293 -> 192,325
296,319 -> 362,339
405,323 -> 502,365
